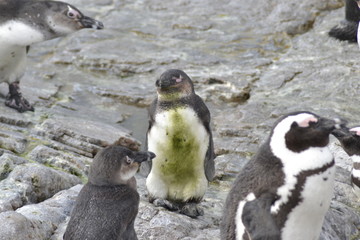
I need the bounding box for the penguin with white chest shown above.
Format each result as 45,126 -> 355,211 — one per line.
63,145 -> 156,240
221,111 -> 344,240
142,69 -> 215,218
332,126 -> 360,197
0,0 -> 103,112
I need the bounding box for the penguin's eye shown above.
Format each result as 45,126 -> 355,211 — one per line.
67,7 -> 79,19
172,75 -> 183,83
125,156 -> 133,164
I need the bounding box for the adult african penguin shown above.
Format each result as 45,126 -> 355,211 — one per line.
332,126 -> 360,197
142,69 -> 215,218
220,111 -> 344,240
329,0 -> 360,42
63,145 -> 156,240
0,0 -> 103,112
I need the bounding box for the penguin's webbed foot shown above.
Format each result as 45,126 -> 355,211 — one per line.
152,198 -> 180,211
328,20 -> 358,42
180,203 -> 204,218
5,82 -> 34,113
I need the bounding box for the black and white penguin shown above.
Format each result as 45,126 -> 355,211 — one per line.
63,145 -> 155,240
142,69 -> 215,218
0,0 -> 103,112
332,126 -> 360,197
221,111 -> 344,240
329,0 -> 360,42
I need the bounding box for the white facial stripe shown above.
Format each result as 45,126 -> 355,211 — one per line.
298,117 -> 317,127
352,168 -> 360,179
350,127 -> 360,136
235,193 -> 256,240
0,20 -> 44,45
352,155 -> 360,164
269,113 -> 333,214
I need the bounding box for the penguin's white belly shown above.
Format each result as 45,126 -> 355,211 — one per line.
146,107 -> 209,201
281,165 -> 335,240
0,20 -> 44,83
0,44 -> 27,83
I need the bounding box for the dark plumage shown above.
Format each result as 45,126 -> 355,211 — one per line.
63,146 -> 155,240
328,0 -> 360,42
221,111 -> 343,240
332,126 -> 360,197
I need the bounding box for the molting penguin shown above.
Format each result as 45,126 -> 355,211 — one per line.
332,126 -> 360,197
0,0 -> 103,112
329,0 -> 360,42
220,111 -> 344,240
63,145 -> 155,240
142,69 -> 215,218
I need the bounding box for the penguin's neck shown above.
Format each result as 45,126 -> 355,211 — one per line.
0,20 -> 45,46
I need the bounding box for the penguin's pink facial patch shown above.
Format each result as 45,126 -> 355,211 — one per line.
297,116 -> 318,127
67,6 -> 81,19
350,127 -> 360,136
172,75 -> 183,83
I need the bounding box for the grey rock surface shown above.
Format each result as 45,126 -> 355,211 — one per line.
0,0 -> 359,239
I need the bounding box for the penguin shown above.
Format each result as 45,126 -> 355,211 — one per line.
142,69 -> 215,218
329,0 -> 360,42
63,145 -> 156,240
0,0 -> 104,112
220,111 -> 344,240
332,126 -> 360,197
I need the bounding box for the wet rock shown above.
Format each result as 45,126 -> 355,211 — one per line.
0,163 -> 81,212
33,115 -> 140,157
0,0 -> 359,239
0,129 -> 27,154
28,145 -> 91,180
0,153 -> 28,180
0,185 -> 82,240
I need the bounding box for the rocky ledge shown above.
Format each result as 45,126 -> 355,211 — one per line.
0,0 -> 359,239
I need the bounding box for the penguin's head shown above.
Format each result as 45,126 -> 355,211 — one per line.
45,2 -> 103,35
270,111 -> 344,153
332,126 -> 360,156
20,1 -> 104,39
89,145 -> 155,186
155,69 -> 195,100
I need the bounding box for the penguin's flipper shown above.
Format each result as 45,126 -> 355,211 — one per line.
141,98 -> 157,177
241,193 -> 280,240
193,94 -> 215,181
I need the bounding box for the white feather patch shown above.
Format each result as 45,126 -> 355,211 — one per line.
352,155 -> 360,164
269,113 -> 334,214
0,20 -> 44,46
280,166 -> 335,240
235,193 -> 256,240
352,168 -> 360,179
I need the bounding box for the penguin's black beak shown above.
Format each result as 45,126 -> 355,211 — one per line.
79,16 -> 104,29
156,78 -> 172,89
134,151 -> 156,163
332,127 -> 350,140
318,117 -> 347,132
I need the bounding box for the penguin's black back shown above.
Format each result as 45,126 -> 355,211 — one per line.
220,141 -> 285,240
63,183 -> 139,240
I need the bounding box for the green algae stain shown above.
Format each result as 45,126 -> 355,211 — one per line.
156,108 -> 204,200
